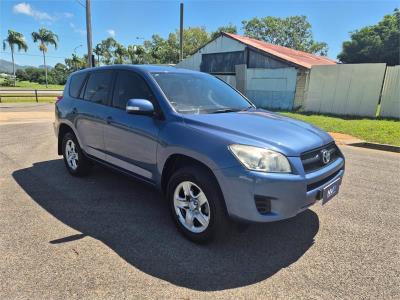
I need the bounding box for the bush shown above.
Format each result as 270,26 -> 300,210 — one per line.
16,69 -> 29,81
17,65 -> 70,86
0,75 -> 15,87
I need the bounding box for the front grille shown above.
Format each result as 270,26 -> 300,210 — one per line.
307,169 -> 342,192
301,142 -> 341,173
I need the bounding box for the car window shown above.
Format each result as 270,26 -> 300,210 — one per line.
112,71 -> 154,109
83,71 -> 113,105
69,72 -> 87,98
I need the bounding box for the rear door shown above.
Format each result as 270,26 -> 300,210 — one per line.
102,70 -> 161,181
74,70 -> 114,159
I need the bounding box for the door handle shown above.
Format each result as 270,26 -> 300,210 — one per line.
106,116 -> 113,124
72,107 -> 78,114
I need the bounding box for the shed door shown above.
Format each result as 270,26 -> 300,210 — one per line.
245,67 -> 297,110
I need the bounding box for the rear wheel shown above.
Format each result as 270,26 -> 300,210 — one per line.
167,166 -> 231,243
62,132 -> 91,176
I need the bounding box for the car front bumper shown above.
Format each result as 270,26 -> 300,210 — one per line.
214,155 -> 345,223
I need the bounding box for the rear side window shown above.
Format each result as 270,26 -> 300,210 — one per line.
69,72 -> 86,98
83,71 -> 113,105
112,71 -> 154,109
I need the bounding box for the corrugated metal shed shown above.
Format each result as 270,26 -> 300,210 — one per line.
222,32 -> 336,69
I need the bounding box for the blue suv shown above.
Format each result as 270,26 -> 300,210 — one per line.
55,65 -> 345,243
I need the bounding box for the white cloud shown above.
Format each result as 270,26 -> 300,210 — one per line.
13,2 -> 53,21
64,12 -> 74,18
70,23 -> 86,36
106,29 -> 116,37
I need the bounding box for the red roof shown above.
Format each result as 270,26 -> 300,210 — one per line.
222,32 -> 336,69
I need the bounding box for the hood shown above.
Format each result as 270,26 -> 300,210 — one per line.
182,109 -> 333,156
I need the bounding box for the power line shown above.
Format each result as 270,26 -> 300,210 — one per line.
75,0 -> 86,8
0,51 -> 68,59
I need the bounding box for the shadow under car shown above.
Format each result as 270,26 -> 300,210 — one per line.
12,159 -> 319,291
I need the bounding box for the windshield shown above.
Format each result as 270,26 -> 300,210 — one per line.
152,72 -> 253,114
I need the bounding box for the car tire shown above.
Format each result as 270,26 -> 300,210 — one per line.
62,132 -> 92,176
167,165 -> 231,243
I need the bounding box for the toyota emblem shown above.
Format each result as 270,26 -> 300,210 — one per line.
321,149 -> 331,164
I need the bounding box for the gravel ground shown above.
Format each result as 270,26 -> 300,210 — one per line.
0,104 -> 399,299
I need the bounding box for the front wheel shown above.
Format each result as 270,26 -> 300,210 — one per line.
167,166 -> 231,243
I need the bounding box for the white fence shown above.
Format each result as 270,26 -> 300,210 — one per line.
380,66 -> 400,119
304,64 -> 387,117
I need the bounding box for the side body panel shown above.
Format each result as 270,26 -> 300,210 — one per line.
103,106 -> 162,180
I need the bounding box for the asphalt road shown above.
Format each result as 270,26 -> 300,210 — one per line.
1,104 -> 399,299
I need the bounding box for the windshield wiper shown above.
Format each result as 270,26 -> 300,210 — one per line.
211,108 -> 241,114
211,106 -> 254,114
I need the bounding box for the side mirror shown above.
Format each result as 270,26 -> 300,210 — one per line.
126,99 -> 154,116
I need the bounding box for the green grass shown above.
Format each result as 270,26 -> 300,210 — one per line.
0,79 -> 64,90
281,112 -> 400,146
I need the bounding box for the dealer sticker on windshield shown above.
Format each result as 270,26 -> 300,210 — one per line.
322,177 -> 342,205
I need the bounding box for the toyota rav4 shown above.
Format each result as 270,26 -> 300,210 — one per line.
55,65 -> 345,243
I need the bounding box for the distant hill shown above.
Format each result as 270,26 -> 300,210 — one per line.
38,65 -> 53,70
0,59 -> 54,74
0,59 -> 32,74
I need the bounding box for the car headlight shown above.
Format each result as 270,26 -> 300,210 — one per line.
229,144 -> 291,173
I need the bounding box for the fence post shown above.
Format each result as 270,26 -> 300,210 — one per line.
35,90 -> 38,103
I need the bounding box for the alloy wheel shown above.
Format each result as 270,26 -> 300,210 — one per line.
65,139 -> 79,170
173,181 -> 210,233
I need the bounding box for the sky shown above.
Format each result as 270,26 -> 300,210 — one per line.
1,0 -> 398,67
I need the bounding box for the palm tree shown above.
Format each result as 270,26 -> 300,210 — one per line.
31,28 -> 58,88
114,44 -> 127,64
93,43 -> 104,66
2,30 -> 28,86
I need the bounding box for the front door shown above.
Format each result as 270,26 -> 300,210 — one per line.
74,70 -> 114,160
103,70 -> 161,181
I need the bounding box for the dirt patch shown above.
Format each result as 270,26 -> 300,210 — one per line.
328,132 -> 363,145
0,111 -> 54,124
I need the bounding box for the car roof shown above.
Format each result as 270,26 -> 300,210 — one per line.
71,64 -> 200,76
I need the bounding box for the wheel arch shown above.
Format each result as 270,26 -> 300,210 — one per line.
160,154 -> 225,207
58,122 -> 78,155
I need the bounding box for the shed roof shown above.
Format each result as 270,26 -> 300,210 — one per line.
222,32 -> 336,69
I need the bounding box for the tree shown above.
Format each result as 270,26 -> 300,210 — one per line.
24,67 -> 45,83
16,69 -> 29,81
338,9 -> 400,65
242,16 -> 328,55
97,37 -> 118,65
2,30 -> 28,86
114,43 -> 127,64
65,54 -> 86,71
210,24 -> 237,39
93,43 -> 104,66
127,45 -> 146,64
31,28 -> 59,87
182,27 -> 210,57
144,34 -> 176,64
144,27 -> 210,64
49,63 -> 69,85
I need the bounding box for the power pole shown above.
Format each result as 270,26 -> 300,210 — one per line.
86,0 -> 93,68
179,2 -> 184,61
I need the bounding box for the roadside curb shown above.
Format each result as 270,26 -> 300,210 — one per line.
348,142 -> 400,153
